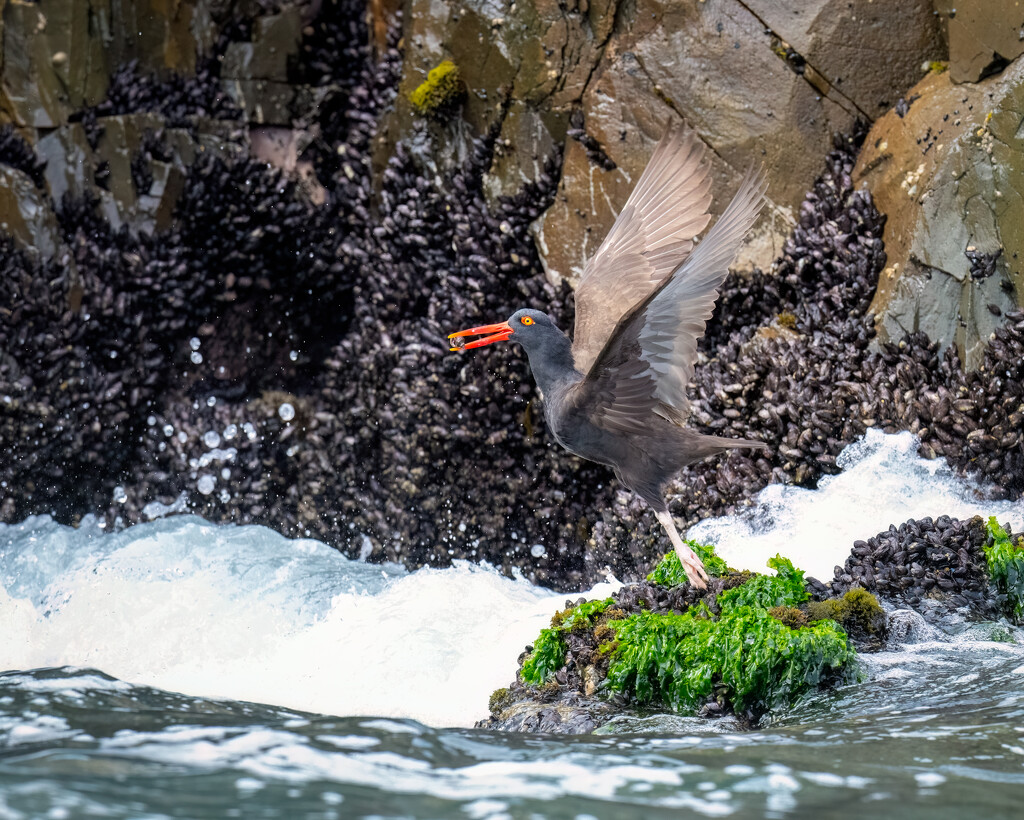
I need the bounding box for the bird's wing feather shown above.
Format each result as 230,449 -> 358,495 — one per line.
570,166 -> 767,435
571,122 -> 714,374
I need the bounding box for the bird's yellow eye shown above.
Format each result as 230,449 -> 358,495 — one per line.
521,316 -> 534,326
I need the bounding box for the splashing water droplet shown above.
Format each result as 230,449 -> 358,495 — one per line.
223,424 -> 238,441
189,337 -> 201,351
207,396 -> 217,407
203,430 -> 222,449
197,475 -> 216,495
530,544 -> 546,558
191,352 -> 203,364
112,486 -> 127,504
279,403 -> 295,422
163,425 -> 174,437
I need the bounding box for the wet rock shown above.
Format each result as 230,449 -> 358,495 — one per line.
1,0 -> 1023,597
854,56 -> 1024,369
532,0 -> 942,283
0,0 -> 106,126
481,686 -> 618,734
389,0 -> 942,282
0,166 -> 60,259
0,0 -> 210,128
88,57 -> 244,129
221,4 -> 313,125
0,125 -> 48,189
222,6 -> 303,84
36,113 -> 244,235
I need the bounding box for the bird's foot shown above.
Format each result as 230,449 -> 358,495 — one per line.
654,509 -> 709,590
675,544 -> 709,590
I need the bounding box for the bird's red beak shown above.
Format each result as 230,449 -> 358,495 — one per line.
448,321 -> 514,352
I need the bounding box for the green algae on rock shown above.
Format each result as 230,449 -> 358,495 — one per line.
408,60 -> 465,117
521,598 -> 617,685
518,548 -> 856,719
606,603 -> 853,716
984,517 -> 1024,621
718,555 -> 809,610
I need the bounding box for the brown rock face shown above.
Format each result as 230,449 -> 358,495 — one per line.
531,0 -> 944,282
745,0 -> 945,116
935,0 -> 1024,83
387,0 -> 943,282
0,0 -> 202,128
854,59 -> 1024,370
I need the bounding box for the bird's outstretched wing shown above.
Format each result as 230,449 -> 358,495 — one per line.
570,166 -> 767,435
571,122 -> 714,375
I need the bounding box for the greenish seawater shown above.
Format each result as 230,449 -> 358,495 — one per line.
2,622 -> 1024,819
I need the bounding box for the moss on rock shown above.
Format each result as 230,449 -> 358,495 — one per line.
807,588 -> 888,650
769,605 -> 809,629
408,60 -> 465,117
488,687 -> 514,714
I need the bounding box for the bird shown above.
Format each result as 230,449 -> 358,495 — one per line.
448,122 -> 768,589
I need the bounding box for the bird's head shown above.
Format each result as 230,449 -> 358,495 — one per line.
448,309 -> 559,354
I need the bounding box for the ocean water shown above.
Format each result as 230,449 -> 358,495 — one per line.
1,432 -> 1023,819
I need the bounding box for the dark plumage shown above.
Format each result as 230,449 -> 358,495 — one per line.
449,123 -> 768,588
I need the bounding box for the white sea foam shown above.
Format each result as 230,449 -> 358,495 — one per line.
687,429 -> 1024,580
0,515 -> 614,727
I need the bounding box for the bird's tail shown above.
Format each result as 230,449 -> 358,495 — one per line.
654,510 -> 709,590
695,433 -> 767,453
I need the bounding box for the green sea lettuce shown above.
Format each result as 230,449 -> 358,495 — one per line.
984,517 -> 1024,621
521,546 -> 856,716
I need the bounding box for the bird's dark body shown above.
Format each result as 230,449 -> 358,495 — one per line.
518,314 -> 761,513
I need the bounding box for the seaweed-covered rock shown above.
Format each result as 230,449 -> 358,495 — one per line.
481,549 -> 858,732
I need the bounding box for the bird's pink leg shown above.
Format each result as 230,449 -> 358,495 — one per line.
654,510 -> 709,590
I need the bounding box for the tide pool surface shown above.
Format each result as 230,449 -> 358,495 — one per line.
1,432 -> 1023,818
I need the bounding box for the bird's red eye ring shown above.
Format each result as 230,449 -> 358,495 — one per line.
521,316 -> 534,325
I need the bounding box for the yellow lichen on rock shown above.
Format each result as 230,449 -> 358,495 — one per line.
409,60 -> 465,117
